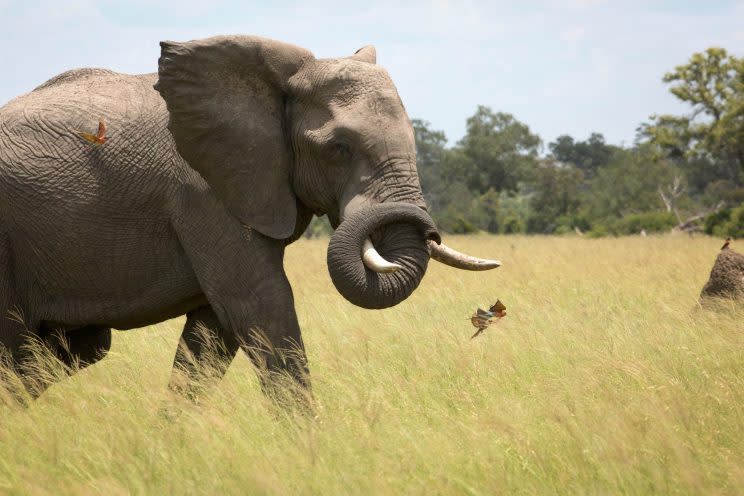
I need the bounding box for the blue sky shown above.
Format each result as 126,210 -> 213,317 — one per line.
1,0 -> 742,148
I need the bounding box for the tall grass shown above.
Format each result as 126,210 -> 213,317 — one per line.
0,235 -> 742,494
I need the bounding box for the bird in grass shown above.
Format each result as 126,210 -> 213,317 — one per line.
73,119 -> 107,145
470,300 -> 507,339
721,237 -> 732,250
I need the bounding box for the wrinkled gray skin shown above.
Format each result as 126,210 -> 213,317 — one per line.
0,36 -> 465,400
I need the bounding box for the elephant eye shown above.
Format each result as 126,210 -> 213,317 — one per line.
332,142 -> 352,161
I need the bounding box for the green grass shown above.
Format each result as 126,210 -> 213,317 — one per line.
1,235 -> 743,494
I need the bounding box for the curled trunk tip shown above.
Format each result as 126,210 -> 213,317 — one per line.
327,203 -> 439,309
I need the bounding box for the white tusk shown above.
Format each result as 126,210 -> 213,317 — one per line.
428,240 -> 501,271
362,238 -> 402,273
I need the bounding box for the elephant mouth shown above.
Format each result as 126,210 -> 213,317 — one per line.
327,203 -> 440,309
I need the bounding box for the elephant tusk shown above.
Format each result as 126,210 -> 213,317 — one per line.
428,240 -> 501,271
362,238 -> 402,273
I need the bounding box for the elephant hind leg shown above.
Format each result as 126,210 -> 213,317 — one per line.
0,245 -> 37,401
0,236 -> 24,357
6,324 -> 112,400
169,305 -> 239,399
39,324 -> 112,370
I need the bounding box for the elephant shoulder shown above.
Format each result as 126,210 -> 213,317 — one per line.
32,68 -> 121,92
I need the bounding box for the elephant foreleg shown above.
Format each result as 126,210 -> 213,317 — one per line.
173,200 -> 312,410
240,305 -> 311,408
205,270 -> 312,410
169,305 -> 239,399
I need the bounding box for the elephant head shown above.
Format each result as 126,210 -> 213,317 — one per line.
155,35 -> 499,309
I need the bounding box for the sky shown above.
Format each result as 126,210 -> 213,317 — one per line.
1,0 -> 743,148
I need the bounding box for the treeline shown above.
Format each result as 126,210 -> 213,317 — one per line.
306,47 -> 744,238
416,47 -> 744,238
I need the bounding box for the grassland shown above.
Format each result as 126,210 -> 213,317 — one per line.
0,235 -> 742,495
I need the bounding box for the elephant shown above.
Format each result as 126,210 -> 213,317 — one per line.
0,35 -> 499,402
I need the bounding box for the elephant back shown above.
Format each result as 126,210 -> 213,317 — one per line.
0,68 -> 188,205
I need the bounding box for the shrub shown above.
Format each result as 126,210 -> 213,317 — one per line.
450,217 -> 478,234
729,206 -> 744,238
586,225 -> 609,238
704,204 -> 744,238
501,216 -> 525,234
303,215 -> 333,238
608,211 -> 677,235
704,208 -> 732,235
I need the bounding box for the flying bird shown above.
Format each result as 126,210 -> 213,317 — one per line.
469,300 -> 507,339
721,237 -> 731,250
73,119 -> 107,145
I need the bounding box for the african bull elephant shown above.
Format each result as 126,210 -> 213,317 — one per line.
0,35 -> 499,400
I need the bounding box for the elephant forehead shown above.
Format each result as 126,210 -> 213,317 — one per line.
328,89 -> 406,121
305,60 -> 397,100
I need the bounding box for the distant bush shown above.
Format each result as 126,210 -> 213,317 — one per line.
303,215 -> 333,238
607,211 -> 677,235
704,209 -> 731,235
586,225 -> 609,238
724,188 -> 744,204
431,188 -> 533,234
552,214 -> 591,235
705,204 -> 744,238
501,216 -> 524,234
584,212 -> 676,237
723,207 -> 744,238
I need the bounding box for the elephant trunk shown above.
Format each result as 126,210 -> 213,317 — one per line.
327,203 -> 440,309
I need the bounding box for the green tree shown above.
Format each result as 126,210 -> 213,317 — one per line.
548,133 -> 618,176
640,48 -> 744,185
412,120 -> 478,232
412,119 -> 449,212
581,145 -> 680,223
527,162 -> 585,233
413,113 -> 539,234
432,181 -> 480,233
456,106 -> 541,194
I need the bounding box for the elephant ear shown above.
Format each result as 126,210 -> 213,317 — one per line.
349,45 -> 376,64
155,36 -> 314,239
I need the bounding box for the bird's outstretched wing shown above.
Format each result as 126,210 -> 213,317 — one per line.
489,300 -> 506,314
72,119 -> 107,145
470,315 -> 489,328
96,119 -> 107,142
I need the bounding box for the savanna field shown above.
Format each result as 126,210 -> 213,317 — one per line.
0,235 -> 742,495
